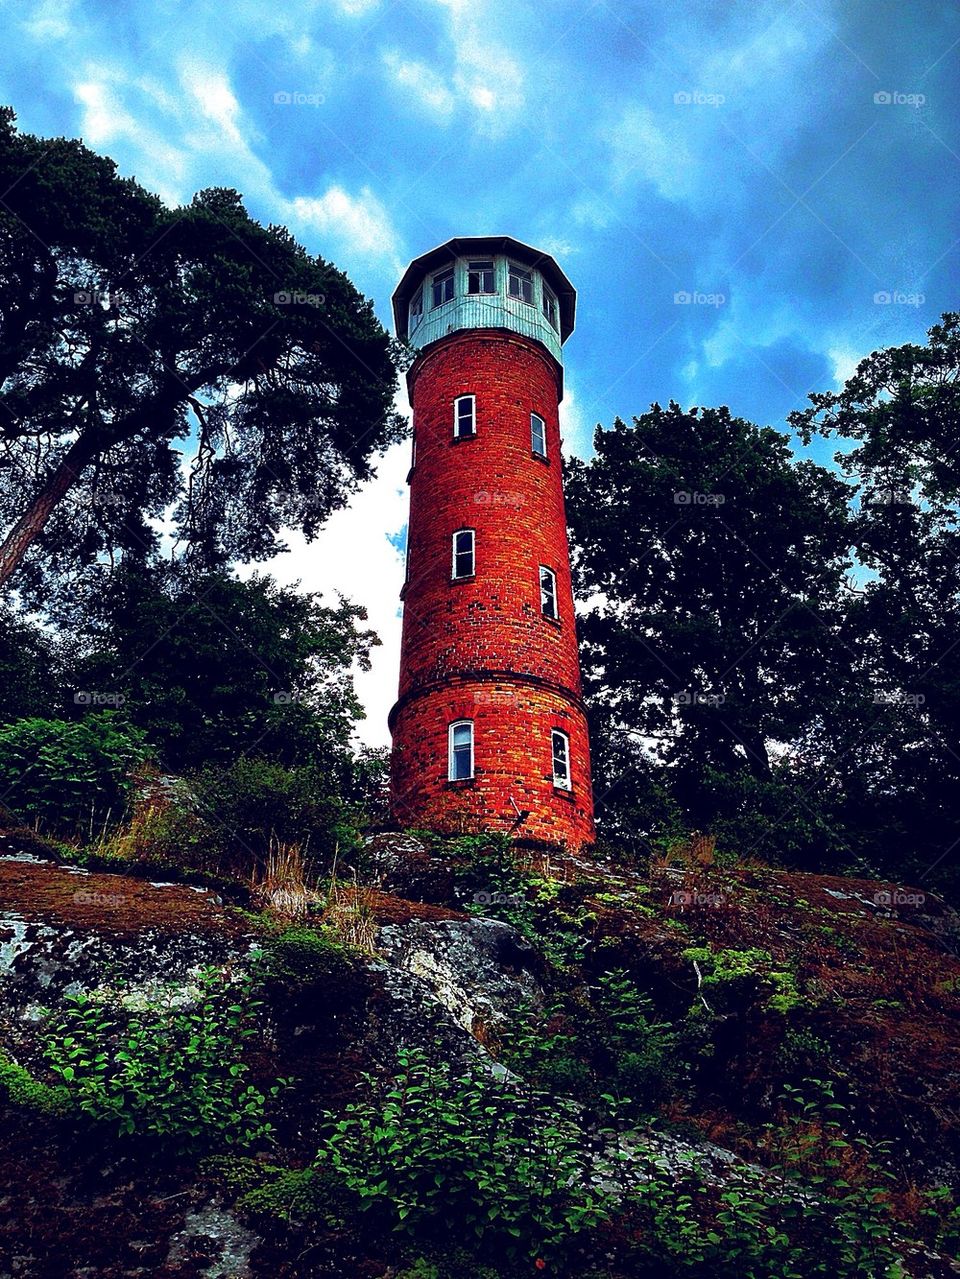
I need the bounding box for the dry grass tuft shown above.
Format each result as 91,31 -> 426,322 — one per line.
320,852 -> 378,952
251,837 -> 315,921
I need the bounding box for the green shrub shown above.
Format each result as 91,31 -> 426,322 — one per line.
0,713 -> 149,836
594,970 -> 681,1110
497,1000 -> 593,1100
314,1045 -> 612,1265
189,757 -> 357,874
43,968 -> 281,1149
620,1145 -> 907,1278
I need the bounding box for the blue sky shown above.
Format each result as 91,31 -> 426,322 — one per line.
3,0 -> 958,742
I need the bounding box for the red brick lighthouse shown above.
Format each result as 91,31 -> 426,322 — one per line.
388,237 -> 595,848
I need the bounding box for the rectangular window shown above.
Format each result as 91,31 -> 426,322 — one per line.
449,720 -> 474,781
454,394 -> 476,439
552,729 -> 571,790
432,268 -> 455,308
542,285 -> 558,329
452,528 -> 475,579
540,565 -> 558,619
531,412 -> 547,457
508,262 -> 533,304
409,287 -> 423,326
449,721 -> 475,777
467,259 -> 496,294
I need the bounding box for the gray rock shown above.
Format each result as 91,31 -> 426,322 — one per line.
376,916 -> 543,1036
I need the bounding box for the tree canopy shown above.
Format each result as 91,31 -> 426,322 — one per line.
0,108 -> 404,599
567,317 -> 960,892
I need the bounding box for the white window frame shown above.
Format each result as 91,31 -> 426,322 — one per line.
449,720 -> 474,781
531,412 -> 547,458
454,394 -> 476,439
542,284 -> 558,329
409,287 -> 423,327
540,565 -> 558,619
466,259 -> 496,294
432,267 -> 455,308
551,729 -> 571,790
451,528 -> 475,579
507,261 -> 534,304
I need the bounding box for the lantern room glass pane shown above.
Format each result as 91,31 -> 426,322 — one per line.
542,286 -> 558,329
467,260 -> 496,294
432,268 -> 455,307
508,263 -> 533,304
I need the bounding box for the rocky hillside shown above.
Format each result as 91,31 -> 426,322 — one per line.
1,820 -> 958,1278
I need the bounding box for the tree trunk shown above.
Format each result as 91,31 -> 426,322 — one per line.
0,432 -> 99,590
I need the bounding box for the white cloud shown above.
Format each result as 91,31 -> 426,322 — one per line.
335,0 -> 381,13
559,377 -> 594,461
73,77 -> 189,205
22,0 -> 75,41
451,29 -> 523,122
382,50 -> 456,119
71,56 -> 404,283
179,60 -> 246,148
290,185 -> 403,272
73,79 -> 137,145
243,438 -> 410,747
538,235 -> 579,260
382,0 -> 525,131
827,347 -> 861,387
607,103 -> 695,204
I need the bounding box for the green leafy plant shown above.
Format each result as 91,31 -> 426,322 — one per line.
593,969 -> 681,1110
496,997 -> 594,1099
619,1139 -> 908,1278
0,713 -> 148,836
43,968 -> 281,1149
314,1044 -> 612,1265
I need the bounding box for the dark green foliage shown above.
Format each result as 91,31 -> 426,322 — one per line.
63,564 -> 375,774
0,108 -> 403,598
0,713 -> 148,835
566,404 -> 855,863
190,757 -> 357,870
0,605 -> 57,724
618,1142 -> 905,1278
593,969 -> 681,1109
314,1045 -> 612,1266
42,970 -> 281,1150
567,405 -> 854,789
787,314 -> 960,893
496,999 -> 594,1100
567,317 -> 960,893
204,1155 -> 350,1228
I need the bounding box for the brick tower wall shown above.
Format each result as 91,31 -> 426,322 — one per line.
389,328 -> 595,848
